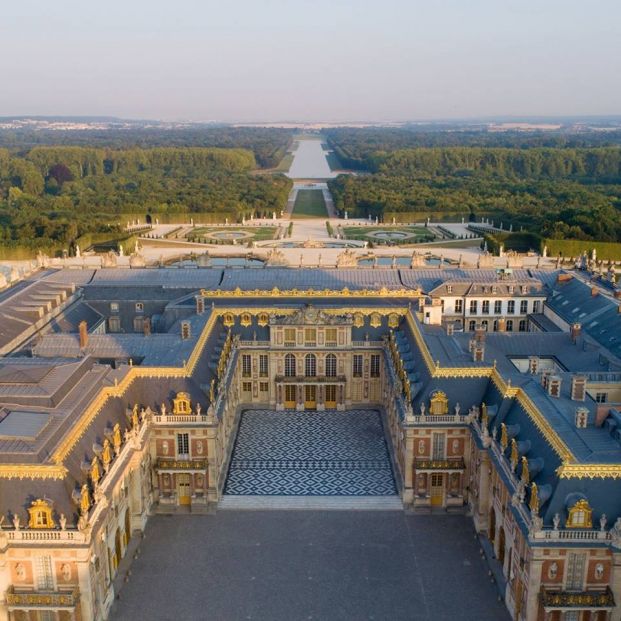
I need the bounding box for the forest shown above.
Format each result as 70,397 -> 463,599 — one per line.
0,145 -> 292,252
326,130 -> 621,243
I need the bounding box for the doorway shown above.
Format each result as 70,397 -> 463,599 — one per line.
430,473 -> 444,507
325,385 -> 337,409
177,473 -> 191,506
304,385 -> 317,410
284,385 -> 296,409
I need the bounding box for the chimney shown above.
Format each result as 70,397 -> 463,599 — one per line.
548,375 -> 562,398
528,356 -> 539,374
570,323 -> 582,344
541,369 -> 552,390
570,375 -> 586,401
497,317 -> 506,332
196,296 -> 205,315
473,343 -> 485,362
575,407 -> 589,429
557,273 -> 573,283
79,320 -> 88,348
591,287 -> 599,297
446,323 -> 454,336
181,321 -> 191,340
143,317 -> 151,337
475,327 -> 486,343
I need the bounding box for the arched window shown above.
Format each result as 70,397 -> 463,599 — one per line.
481,320 -> 488,332
305,354 -> 316,377
325,354 -> 337,377
506,320 -> 514,332
285,354 -> 296,377
518,320 -> 527,332
468,320 -> 476,332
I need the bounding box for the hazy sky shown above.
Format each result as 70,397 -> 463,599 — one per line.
1,0 -> 620,121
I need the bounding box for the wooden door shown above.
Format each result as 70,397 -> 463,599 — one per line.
304,385 -> 317,410
177,473 -> 191,506
284,385 -> 296,409
430,473 -> 444,507
325,385 -> 337,409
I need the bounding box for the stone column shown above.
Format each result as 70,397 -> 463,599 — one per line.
296,384 -> 304,411
317,384 -> 325,411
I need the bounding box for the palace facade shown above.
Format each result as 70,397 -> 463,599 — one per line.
0,265 -> 620,620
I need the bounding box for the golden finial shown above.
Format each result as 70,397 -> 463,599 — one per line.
102,438 -> 112,468
112,423 -> 122,454
521,456 -> 529,485
481,402 -> 488,427
500,423 -> 508,450
132,405 -> 140,429
90,456 -> 101,486
529,482 -> 539,515
209,378 -> 216,403
80,484 -> 91,516
510,438 -> 518,471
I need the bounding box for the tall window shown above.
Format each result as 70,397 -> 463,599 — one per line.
507,300 -> 515,314
533,300 -> 541,313
432,433 -> 446,460
482,300 -> 490,314
454,299 -> 463,313
325,328 -> 337,347
304,328 -> 316,346
468,320 -> 476,331
519,320 -> 527,332
176,433 -> 189,457
494,300 -> 502,314
370,354 -> 381,378
284,354 -> 296,377
520,300 -> 528,314
353,354 -> 363,377
284,328 -> 296,347
35,556 -> 54,590
305,354 -> 316,377
469,300 -> 478,314
325,354 -> 337,377
242,354 -> 252,377
259,355 -> 268,377
506,320 -> 514,332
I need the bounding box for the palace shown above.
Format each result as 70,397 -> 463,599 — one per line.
0,264 -> 621,621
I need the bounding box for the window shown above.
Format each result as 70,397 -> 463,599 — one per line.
506,320 -> 514,332
176,433 -> 189,457
469,300 -> 478,314
520,300 -> 528,314
325,354 -> 337,377
304,328 -> 316,346
110,302 -> 119,313
446,285 -> 452,293
370,354 -> 381,378
468,320 -> 476,331
259,355 -> 268,377
135,302 -> 144,312
493,320 -> 499,332
482,300 -> 490,314
494,300 -> 502,314
508,300 -> 515,314
533,300 -> 541,313
432,433 -> 446,460
325,328 -> 337,347
259,382 -> 269,392
242,354 -> 252,377
353,354 -> 363,377
305,354 -> 316,377
242,381 -> 252,394
35,556 -> 54,590
108,316 -> 121,333
133,316 -> 144,333
595,392 -> 608,403
481,320 -> 488,331
454,299 -> 463,313
284,328 -> 296,347
518,320 -> 527,332
284,354 -> 296,377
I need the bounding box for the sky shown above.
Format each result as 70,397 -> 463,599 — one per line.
1,0 -> 620,122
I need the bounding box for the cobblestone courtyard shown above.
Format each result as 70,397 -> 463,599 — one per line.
111,511 -> 508,621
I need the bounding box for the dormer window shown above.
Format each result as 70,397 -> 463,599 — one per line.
135,303 -> 144,312
27,499 -> 55,529
567,499 -> 593,528
446,285 -> 452,294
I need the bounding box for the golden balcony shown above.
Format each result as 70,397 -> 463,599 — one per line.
155,458 -> 208,472
6,587 -> 79,610
540,587 -> 615,610
414,457 -> 465,471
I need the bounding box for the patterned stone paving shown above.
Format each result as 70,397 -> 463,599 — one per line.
224,409 -> 397,496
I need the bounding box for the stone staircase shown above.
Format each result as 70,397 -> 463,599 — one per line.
218,495 -> 403,511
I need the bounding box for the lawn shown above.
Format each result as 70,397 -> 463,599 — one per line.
292,189 -> 328,218
187,226 -> 278,242
342,226 -> 435,243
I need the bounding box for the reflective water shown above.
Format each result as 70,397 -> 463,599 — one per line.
287,139 -> 336,179
373,232 -> 409,239
172,258 -> 264,267
209,231 -> 247,239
